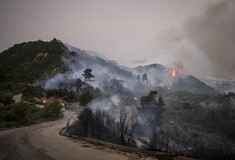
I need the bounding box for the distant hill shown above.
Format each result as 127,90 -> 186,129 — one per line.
133,64 -> 217,95
171,75 -> 217,94
0,39 -> 67,93
0,39 -> 66,84
201,79 -> 235,93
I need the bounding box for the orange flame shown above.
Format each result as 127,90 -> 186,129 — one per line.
171,69 -> 177,77
168,68 -> 177,90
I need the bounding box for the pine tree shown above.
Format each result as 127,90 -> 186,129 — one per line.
82,68 -> 95,82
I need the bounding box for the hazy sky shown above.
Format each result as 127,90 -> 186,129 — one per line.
1,0 -> 234,80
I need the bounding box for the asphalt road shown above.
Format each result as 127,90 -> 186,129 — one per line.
0,111 -> 139,160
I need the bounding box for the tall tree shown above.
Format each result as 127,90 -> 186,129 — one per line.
117,108 -> 137,146
142,73 -> 148,83
79,107 -> 93,137
136,75 -> 140,81
79,91 -> 93,107
92,108 -> 106,139
75,78 -> 83,92
82,68 -> 95,82
139,90 -> 165,128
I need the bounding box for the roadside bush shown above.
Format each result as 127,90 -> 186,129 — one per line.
0,93 -> 14,106
0,102 -> 44,128
22,85 -> 44,101
43,102 -> 62,120
46,89 -> 78,102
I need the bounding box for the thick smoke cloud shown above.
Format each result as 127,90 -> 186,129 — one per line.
183,0 -> 235,80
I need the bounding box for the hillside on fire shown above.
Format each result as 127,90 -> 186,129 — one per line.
1,39 -> 235,159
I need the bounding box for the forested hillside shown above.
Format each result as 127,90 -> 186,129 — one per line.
0,38 -> 67,93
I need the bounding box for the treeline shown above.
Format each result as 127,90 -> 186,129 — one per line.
42,68 -> 102,103
67,107 -> 138,147
68,90 -> 165,147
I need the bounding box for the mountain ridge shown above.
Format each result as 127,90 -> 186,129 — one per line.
0,39 -> 232,95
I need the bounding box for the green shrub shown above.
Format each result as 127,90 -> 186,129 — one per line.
79,91 -> 93,106
43,102 -> 62,120
22,85 -> 44,101
0,93 -> 14,106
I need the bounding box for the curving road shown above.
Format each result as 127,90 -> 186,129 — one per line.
0,111 -> 141,160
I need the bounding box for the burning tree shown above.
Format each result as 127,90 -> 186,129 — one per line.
168,68 -> 177,89
171,68 -> 177,77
